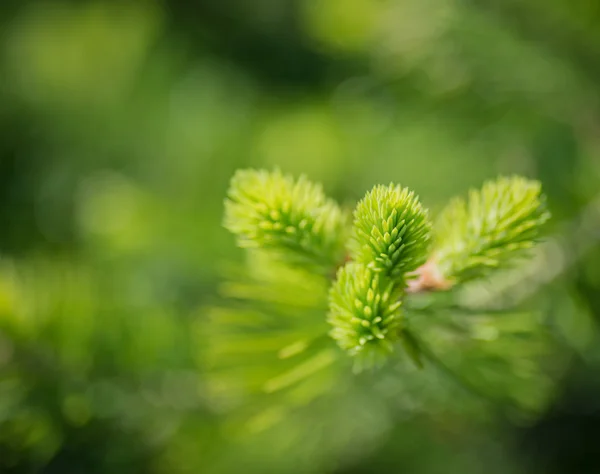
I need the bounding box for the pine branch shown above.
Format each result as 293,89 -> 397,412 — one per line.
224,169 -> 349,274
222,169 -> 553,380
432,176 -> 550,285
328,263 -> 403,371
350,184 -> 432,282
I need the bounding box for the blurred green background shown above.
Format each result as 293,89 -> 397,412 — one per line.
1,0 -> 600,473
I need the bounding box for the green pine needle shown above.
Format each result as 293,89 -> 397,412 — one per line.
433,176 -> 550,283
328,263 -> 403,369
224,169 -> 349,273
350,184 -> 432,281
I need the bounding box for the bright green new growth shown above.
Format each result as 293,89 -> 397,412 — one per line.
433,176 -> 551,283
223,169 -> 550,370
224,169 -> 348,273
328,263 -> 402,368
350,184 -> 432,282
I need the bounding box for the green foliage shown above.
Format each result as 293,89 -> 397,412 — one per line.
3,0 -> 600,472
350,184 -> 432,281
223,169 -> 551,374
433,176 -> 551,284
407,305 -> 559,412
328,263 -> 402,369
224,169 -> 349,274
